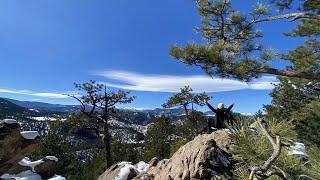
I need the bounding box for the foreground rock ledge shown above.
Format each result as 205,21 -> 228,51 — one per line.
0,119 -> 40,174
99,129 -> 234,180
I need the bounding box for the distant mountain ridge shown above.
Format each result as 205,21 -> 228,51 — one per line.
1,97 -> 214,118
4,98 -> 82,113
0,98 -> 47,118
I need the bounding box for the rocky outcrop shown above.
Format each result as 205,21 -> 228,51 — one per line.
0,119 -> 40,175
136,130 -> 233,180
34,156 -> 59,179
99,129 -> 234,180
97,161 -> 150,180
2,156 -> 63,180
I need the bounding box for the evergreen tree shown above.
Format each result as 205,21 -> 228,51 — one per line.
264,77 -> 320,146
111,133 -> 139,164
170,0 -> 320,81
69,80 -> 135,168
31,124 -> 84,179
143,116 -> 173,161
162,86 -> 210,138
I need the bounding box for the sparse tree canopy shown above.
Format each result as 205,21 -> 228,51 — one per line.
70,80 -> 135,121
170,0 -> 320,81
69,80 -> 135,168
162,85 -> 210,112
163,86 -> 210,137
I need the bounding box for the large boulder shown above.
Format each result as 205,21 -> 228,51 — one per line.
2,156 -> 63,180
99,129 -> 234,180
135,129 -> 233,180
34,156 -> 59,179
0,119 -> 40,174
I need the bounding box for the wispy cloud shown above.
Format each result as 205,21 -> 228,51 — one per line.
93,70 -> 278,93
0,88 -> 70,99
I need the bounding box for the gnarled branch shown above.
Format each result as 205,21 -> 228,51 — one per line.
249,118 -> 288,180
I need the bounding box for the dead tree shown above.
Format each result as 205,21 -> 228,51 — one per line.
249,118 -> 288,180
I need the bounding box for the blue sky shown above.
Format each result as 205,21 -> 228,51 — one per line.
0,0 -> 304,114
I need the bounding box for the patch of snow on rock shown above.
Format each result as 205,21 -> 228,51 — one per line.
1,170 -> 42,180
288,142 -> 309,158
45,156 -> 58,162
48,175 -> 66,180
1,170 -> 66,180
136,161 -> 149,173
4,119 -> 18,124
114,161 -> 149,180
114,163 -> 138,180
21,131 -> 40,140
19,157 -> 44,171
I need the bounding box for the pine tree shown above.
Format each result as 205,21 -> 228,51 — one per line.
170,0 -> 320,81
264,77 -> 320,146
30,124 -> 84,179
143,116 -> 173,161
69,80 -> 135,168
162,86 -> 210,138
111,133 -> 139,164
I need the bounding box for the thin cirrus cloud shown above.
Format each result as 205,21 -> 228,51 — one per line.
0,88 -> 70,99
93,70 -> 278,93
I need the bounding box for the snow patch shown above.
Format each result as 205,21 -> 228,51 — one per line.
29,109 -> 40,113
288,142 -> 309,158
31,117 -> 57,121
115,163 -> 137,180
1,170 -> 65,180
19,157 -> 44,171
48,175 -> 66,180
136,161 -> 149,173
4,119 -> 18,124
1,170 -> 42,180
21,131 -> 40,140
45,156 -> 58,162
114,161 -> 149,180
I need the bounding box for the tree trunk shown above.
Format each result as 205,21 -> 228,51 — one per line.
104,121 -> 112,168
104,92 -> 112,168
259,67 -> 320,81
183,104 -> 190,122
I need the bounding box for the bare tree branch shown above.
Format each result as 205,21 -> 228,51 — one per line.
67,94 -> 96,117
252,13 -> 320,24
249,118 -> 287,180
299,174 -> 317,180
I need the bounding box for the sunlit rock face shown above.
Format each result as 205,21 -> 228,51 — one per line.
0,119 -> 40,174
99,129 -> 234,180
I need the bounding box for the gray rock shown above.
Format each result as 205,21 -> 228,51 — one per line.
134,130 -> 233,180
34,157 -> 59,179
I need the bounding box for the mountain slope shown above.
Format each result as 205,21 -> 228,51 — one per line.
0,98 -> 33,117
5,98 -> 81,113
